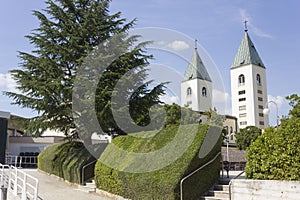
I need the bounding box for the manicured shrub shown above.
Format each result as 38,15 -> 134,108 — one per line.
38,141 -> 96,184
95,124 -> 222,199
246,117 -> 300,180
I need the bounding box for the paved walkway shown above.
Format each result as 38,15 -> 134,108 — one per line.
24,169 -> 111,200
6,169 -> 244,200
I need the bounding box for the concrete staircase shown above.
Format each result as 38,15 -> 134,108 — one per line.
77,179 -> 96,193
199,178 -> 230,200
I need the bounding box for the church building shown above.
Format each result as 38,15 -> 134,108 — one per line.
230,26 -> 269,130
180,24 -> 269,140
181,45 -> 212,112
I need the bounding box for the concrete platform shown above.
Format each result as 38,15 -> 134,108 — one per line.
23,169 -> 111,200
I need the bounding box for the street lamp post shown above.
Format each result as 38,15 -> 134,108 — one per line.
263,100 -> 279,127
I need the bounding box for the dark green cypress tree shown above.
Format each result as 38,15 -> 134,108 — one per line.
5,0 -> 165,138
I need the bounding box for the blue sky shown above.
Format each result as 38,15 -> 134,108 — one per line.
0,0 -> 299,125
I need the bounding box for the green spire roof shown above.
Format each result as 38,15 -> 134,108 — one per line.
231,31 -> 265,69
183,49 -> 211,82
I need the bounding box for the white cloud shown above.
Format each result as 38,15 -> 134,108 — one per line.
239,9 -> 273,39
167,40 -> 189,51
156,41 -> 166,46
267,95 -> 286,109
160,94 -> 179,105
251,26 -> 274,39
212,89 -> 231,115
0,73 -> 17,92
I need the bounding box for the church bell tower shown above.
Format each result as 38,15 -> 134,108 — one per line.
230,22 -> 269,129
181,41 -> 212,112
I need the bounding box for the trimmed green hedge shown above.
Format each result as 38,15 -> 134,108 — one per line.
95,124 -> 222,200
246,117 -> 300,180
38,141 -> 96,184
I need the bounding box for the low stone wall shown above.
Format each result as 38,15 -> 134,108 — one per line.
231,179 -> 300,200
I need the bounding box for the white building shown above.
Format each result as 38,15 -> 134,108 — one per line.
230,29 -> 269,130
181,46 -> 212,112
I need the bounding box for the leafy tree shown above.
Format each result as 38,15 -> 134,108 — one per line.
204,108 -> 225,127
5,0 -> 165,139
235,126 -> 262,150
246,118 -> 300,180
286,94 -> 300,118
246,94 -> 300,180
163,103 -> 201,125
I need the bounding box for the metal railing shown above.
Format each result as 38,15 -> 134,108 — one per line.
81,160 -> 97,185
0,164 -> 10,188
5,155 -> 38,168
180,152 -> 221,200
229,170 -> 245,200
1,163 -> 10,200
0,163 -> 39,200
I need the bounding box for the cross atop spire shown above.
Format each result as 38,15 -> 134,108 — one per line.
194,39 -> 197,50
244,20 -> 248,32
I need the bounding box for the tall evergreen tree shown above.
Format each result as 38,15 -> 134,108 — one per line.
5,0 -> 165,138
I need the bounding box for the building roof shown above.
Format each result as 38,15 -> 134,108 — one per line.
231,31 -> 265,69
183,49 -> 212,82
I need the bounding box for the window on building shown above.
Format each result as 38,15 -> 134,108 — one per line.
238,90 -> 246,95
239,113 -> 247,118
258,97 -> 263,101
239,105 -> 246,111
230,134 -> 234,141
239,98 -> 246,102
238,74 -> 245,85
259,113 -> 264,117
259,121 -> 264,125
224,126 -> 229,134
230,126 -> 233,133
187,87 -> 192,96
240,121 -> 247,126
258,90 -> 263,94
202,87 -> 207,97
256,74 -> 261,85
258,105 -> 264,109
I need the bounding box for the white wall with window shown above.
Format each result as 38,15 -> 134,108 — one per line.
231,64 -> 269,129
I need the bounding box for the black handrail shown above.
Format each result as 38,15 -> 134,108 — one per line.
180,151 -> 221,200
81,160 -> 97,185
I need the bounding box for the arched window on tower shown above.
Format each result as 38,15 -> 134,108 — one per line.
256,74 -> 261,85
202,87 -> 207,97
187,87 -> 192,96
238,74 -> 245,86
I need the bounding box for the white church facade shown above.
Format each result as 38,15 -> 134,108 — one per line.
181,27 -> 269,140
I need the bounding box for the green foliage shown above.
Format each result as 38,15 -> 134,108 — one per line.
5,0 -> 165,138
94,124 -> 222,199
204,108 -> 225,127
38,141 -> 96,184
163,103 -> 201,125
235,126 -> 262,150
286,94 -> 300,118
246,95 -> 300,180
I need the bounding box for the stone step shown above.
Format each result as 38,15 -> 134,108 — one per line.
208,190 -> 229,199
199,196 -> 229,200
76,180 -> 96,193
214,184 -> 229,191
76,185 -> 96,193
218,178 -> 230,185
